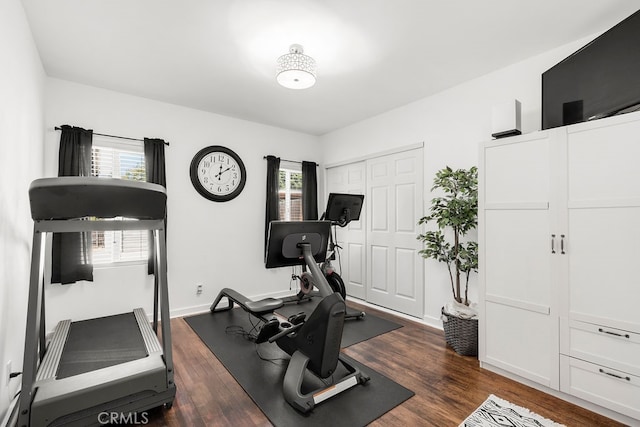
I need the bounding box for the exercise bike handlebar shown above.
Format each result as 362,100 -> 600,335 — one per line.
267,322 -> 304,343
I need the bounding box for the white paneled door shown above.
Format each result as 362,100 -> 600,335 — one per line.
325,162 -> 367,300
366,148 -> 424,317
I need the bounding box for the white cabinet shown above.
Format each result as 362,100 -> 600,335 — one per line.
479,130 -> 561,389
560,114 -> 640,421
480,111 -> 640,423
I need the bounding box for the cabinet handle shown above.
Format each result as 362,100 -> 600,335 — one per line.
599,368 -> 631,382
560,234 -> 565,254
598,328 -> 630,339
551,234 -> 556,254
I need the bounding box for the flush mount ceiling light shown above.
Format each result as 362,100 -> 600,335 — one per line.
276,44 -> 316,89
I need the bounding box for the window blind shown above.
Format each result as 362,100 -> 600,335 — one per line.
279,167 -> 303,221
90,138 -> 148,265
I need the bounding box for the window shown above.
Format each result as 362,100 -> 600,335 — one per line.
91,138 -> 148,265
279,166 -> 303,221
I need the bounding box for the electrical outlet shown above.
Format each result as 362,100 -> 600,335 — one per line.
196,284 -> 203,295
5,360 -> 11,386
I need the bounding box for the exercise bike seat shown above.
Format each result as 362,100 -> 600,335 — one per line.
210,288 -> 284,315
245,298 -> 283,314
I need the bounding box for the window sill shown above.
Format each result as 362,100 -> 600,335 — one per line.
93,260 -> 148,269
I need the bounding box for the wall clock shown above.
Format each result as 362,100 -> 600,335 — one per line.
190,145 -> 246,202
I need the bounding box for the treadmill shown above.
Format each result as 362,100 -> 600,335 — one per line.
18,177 -> 175,427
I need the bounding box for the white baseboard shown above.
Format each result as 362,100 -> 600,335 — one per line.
170,303 -> 211,319
169,289 -> 301,319
168,292 -> 445,334
346,297 -> 444,331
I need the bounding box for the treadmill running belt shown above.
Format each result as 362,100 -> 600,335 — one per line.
56,312 -> 148,379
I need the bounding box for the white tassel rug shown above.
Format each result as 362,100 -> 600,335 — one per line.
460,394 -> 566,427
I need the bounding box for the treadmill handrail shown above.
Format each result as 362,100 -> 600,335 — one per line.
34,218 -> 165,233
29,177 -> 166,221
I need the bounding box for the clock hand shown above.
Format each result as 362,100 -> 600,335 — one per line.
214,167 -> 232,178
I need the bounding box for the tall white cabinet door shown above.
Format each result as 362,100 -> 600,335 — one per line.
366,148 -> 424,317
325,162 -> 367,300
480,131 -> 561,389
565,117 -> 640,333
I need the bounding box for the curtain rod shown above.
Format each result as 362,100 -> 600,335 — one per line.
54,126 -> 170,146
263,156 -> 317,166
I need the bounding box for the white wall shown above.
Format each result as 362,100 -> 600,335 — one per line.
42,32 -> 601,331
43,78 -> 322,326
0,0 -> 45,420
320,34 -> 598,327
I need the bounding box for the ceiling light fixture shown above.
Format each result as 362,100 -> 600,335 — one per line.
276,44 -> 316,90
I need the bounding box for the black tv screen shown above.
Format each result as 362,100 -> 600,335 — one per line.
542,9 -> 640,130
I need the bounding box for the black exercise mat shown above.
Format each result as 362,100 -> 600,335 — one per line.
274,297 -> 402,347
57,312 -> 147,379
185,308 -> 414,427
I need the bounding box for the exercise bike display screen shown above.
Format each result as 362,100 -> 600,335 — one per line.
265,221 -> 330,269
324,193 -> 364,225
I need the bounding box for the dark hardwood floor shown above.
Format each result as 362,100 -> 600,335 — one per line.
146,301 -> 625,427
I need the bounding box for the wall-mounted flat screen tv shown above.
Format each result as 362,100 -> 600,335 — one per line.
542,10 -> 640,130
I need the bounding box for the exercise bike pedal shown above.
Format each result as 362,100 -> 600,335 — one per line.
287,312 -> 306,325
255,318 -> 280,344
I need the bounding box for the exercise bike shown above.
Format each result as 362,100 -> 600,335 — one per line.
210,220 -> 370,413
288,193 -> 366,320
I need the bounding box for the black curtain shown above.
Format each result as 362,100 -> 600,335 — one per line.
302,161 -> 318,220
265,155 -> 280,255
51,125 -> 93,284
144,138 -> 167,275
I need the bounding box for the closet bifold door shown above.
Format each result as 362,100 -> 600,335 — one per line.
324,162 -> 367,301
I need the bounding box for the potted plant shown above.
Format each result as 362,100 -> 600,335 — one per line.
417,166 -> 478,356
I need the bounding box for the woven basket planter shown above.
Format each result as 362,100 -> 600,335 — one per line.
441,307 -> 478,356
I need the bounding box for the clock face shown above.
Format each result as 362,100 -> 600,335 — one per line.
190,146 -> 246,202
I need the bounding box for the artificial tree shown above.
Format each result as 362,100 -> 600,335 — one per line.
417,166 -> 478,307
